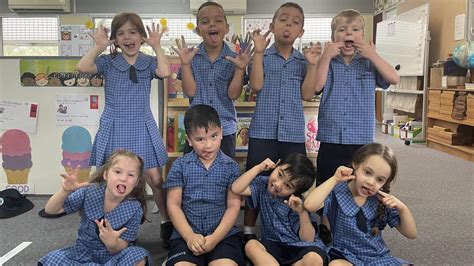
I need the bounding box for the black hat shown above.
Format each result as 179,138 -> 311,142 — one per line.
0,188 -> 34,219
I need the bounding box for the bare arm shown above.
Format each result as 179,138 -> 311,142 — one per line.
76,25 -> 113,73
249,30 -> 270,92
231,158 -> 276,196
313,41 -> 345,93
286,195 -> 315,242
354,40 -> 400,85
378,190 -> 417,239
304,166 -> 354,212
45,169 -> 89,214
301,42 -> 322,101
144,23 -> 171,78
225,45 -> 251,100
172,36 -> 199,97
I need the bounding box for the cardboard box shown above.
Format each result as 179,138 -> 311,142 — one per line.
381,120 -> 393,134
430,67 -> 443,88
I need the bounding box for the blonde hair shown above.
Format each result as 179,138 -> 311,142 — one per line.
331,9 -> 365,41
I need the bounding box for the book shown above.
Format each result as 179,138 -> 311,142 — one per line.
236,112 -> 252,152
166,62 -> 189,103
166,112 -> 186,152
304,114 -> 320,153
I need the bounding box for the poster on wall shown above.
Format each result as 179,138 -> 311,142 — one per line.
19,59 -> 104,87
56,94 -> 100,126
59,25 -> 93,56
0,99 -> 39,134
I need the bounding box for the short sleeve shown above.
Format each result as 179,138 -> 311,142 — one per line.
322,190 -> 335,217
229,162 -> 241,185
248,175 -> 267,209
375,68 -> 390,89
95,54 -> 109,75
119,206 -> 143,242
386,207 -> 401,228
63,186 -> 88,214
163,158 -> 184,189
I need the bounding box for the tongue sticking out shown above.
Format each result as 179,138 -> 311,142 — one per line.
117,184 -> 126,194
209,32 -> 219,43
344,40 -> 354,49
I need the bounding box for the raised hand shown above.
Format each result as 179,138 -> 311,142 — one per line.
250,29 -> 271,54
172,35 -> 199,65
303,41 -> 322,65
60,166 -> 89,192
353,39 -> 377,60
333,166 -> 355,183
258,158 -> 279,172
144,22 -> 165,51
322,41 -> 345,59
95,219 -> 127,248
378,190 -> 408,211
186,233 -> 206,255
92,25 -> 114,51
225,42 -> 252,70
284,195 -> 305,213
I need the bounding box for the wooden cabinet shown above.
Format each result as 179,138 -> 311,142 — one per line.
426,88 -> 474,161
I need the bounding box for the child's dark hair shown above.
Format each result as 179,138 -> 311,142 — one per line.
331,9 -> 365,41
89,149 -> 147,222
352,143 -> 397,235
272,2 -> 305,26
196,2 -> 227,25
110,12 -> 147,55
280,153 -> 316,196
184,104 -> 221,136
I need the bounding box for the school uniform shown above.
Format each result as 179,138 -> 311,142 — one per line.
248,176 -> 328,265
39,183 -> 149,265
316,53 -> 390,184
163,151 -> 244,265
246,44 -> 307,172
324,182 -> 409,265
89,52 -> 168,169
178,43 -> 240,158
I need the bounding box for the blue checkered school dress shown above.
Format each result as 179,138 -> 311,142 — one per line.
39,183 -> 149,265
249,175 -> 326,250
89,53 -> 168,169
324,182 -> 409,265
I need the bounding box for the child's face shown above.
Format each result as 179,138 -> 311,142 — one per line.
270,6 -> 304,46
333,16 -> 364,57
187,125 -> 222,164
103,156 -> 140,200
115,21 -> 143,58
196,5 -> 229,48
350,155 -> 390,198
267,164 -> 297,197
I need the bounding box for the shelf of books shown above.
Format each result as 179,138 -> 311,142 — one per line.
162,56 -> 321,174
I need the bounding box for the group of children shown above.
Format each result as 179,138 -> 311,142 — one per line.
39,1 -> 417,265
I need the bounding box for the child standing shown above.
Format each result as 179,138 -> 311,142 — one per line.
304,143 -> 416,265
243,1 -> 322,241
232,153 -> 328,266
39,150 -> 149,265
164,104 -> 244,265
76,12 -> 173,247
172,1 -> 251,159
314,9 -> 400,186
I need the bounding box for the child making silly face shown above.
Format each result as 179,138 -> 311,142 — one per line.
331,14 -> 365,60
195,3 -> 229,50
186,121 -> 223,168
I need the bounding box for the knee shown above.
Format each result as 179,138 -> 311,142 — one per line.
146,172 -> 164,188
301,252 -> 324,266
244,239 -> 260,255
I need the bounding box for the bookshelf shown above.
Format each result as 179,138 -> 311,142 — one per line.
162,57 -> 321,174
426,87 -> 474,162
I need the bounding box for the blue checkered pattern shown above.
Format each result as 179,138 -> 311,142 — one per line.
323,182 -> 408,265
317,54 -> 390,145
248,44 -> 307,143
39,183 -> 150,265
249,175 -> 326,249
163,151 -> 241,239
89,53 -> 168,169
178,43 -> 240,136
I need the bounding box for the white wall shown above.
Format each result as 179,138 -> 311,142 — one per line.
0,58 -> 161,194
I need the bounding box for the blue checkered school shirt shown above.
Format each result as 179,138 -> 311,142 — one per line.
178,43 -> 239,136
323,182 -> 408,265
39,183 -> 149,265
163,151 -> 241,239
317,54 -> 390,145
248,44 -> 307,143
249,175 -> 326,249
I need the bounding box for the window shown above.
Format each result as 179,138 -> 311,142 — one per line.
2,17 -> 59,56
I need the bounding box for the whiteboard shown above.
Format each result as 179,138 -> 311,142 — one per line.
376,3 -> 429,76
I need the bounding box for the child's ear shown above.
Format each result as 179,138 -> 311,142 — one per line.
186,136 -> 193,147
269,22 -> 275,33
195,26 -> 202,37
297,28 -> 304,39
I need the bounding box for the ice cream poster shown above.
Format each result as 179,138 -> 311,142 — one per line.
305,114 -> 320,153
0,99 -> 39,134
56,94 -> 99,126
0,129 -> 35,193
19,59 -> 104,87
61,126 -> 92,183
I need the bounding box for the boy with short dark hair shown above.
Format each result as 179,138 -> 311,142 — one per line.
164,104 -> 244,265
232,153 -> 328,265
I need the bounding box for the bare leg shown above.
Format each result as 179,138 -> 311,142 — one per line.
208,258 -> 237,266
146,167 -> 169,220
245,239 -> 278,266
329,259 -> 353,266
292,252 -> 324,266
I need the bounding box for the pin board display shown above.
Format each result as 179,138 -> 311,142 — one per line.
376,3 -> 429,76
